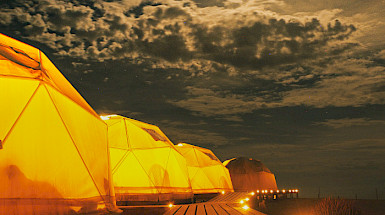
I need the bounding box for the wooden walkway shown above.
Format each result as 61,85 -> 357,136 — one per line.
164,192 -> 266,215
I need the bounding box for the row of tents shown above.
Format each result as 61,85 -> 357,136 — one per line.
0,33 -> 277,214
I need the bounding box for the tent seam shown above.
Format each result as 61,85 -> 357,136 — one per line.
45,85 -> 106,205
2,81 -> 41,146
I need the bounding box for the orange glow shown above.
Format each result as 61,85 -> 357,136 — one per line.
168,204 -> 173,208
250,192 -> 255,195
242,205 -> 249,210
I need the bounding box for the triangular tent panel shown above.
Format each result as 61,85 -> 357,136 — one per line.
102,115 -> 193,203
223,157 -> 278,191
0,33 -> 115,214
176,143 -> 234,194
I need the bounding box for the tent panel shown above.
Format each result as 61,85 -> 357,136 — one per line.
108,121 -> 129,150
162,150 -> 192,194
113,152 -> 157,194
47,85 -> 109,197
132,148 -> 169,189
0,78 -> 39,140
109,148 -> 128,172
189,167 -> 216,193
0,85 -> 99,199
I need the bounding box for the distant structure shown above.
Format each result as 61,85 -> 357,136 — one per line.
223,157 -> 277,192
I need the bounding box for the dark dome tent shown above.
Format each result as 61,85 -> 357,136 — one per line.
223,157 -> 277,192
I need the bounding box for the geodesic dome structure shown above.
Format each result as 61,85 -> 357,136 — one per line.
0,33 -> 115,214
102,115 -> 193,203
176,143 -> 233,194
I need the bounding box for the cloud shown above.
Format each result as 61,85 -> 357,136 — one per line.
0,0 -> 356,66
315,118 -> 385,129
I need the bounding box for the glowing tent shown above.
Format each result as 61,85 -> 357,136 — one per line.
223,157 -> 277,192
0,33 -> 116,214
176,143 -> 233,194
102,115 -> 193,203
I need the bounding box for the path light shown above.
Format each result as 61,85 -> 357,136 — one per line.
250,192 -> 255,196
245,198 -> 249,201
242,205 -> 249,210
295,189 -> 299,193
221,191 -> 225,195
276,190 -> 280,193
261,190 -> 264,194
289,190 -> 292,193
282,190 -> 286,193
270,190 -> 273,193
240,200 -> 244,204
256,190 -> 260,193
168,204 -> 173,208
177,143 -> 183,146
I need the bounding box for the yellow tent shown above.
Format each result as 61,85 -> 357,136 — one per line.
176,143 -> 233,194
223,157 -> 277,192
101,115 -> 193,203
0,33 -> 116,214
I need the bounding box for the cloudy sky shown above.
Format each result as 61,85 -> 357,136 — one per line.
1,0 -> 384,199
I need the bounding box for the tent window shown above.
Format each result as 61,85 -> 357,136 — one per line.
202,151 -> 219,162
142,128 -> 167,142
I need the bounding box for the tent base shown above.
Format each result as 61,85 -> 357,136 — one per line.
0,197 -> 110,215
116,193 -> 193,206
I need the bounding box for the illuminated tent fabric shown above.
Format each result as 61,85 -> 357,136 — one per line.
102,115 -> 193,202
223,157 -> 277,192
0,33 -> 116,214
175,143 -> 233,194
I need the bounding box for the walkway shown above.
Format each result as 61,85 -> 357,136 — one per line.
164,192 -> 266,215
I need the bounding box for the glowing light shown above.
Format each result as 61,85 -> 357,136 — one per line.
282,190 -> 286,193
221,191 -> 225,195
265,190 -> 268,193
289,190 -> 292,193
277,190 -> 280,193
256,190 -> 260,193
270,190 -> 274,193
295,189 -> 299,193
250,192 -> 255,196
240,200 -> 244,204
242,205 -> 249,210
100,114 -> 118,120
261,190 -> 264,194
177,143 -> 183,146
168,204 -> 173,208
245,198 -> 250,201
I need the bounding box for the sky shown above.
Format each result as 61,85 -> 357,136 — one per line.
1,0 -> 384,199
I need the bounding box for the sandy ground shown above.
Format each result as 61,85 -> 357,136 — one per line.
258,198 -> 385,215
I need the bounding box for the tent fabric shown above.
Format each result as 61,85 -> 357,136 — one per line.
0,33 -> 116,214
102,115 -> 193,202
223,157 -> 278,192
176,143 -> 233,194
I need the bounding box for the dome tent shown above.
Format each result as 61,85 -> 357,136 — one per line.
0,33 -> 116,214
102,115 -> 193,204
223,157 -> 277,192
176,143 -> 233,194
